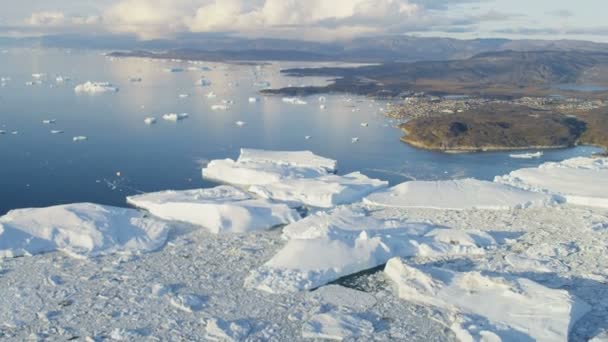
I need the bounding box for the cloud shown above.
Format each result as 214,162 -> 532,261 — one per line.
26,11 -> 102,28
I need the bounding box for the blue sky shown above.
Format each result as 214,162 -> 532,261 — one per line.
0,0 -> 607,42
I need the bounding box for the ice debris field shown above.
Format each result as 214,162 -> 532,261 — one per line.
1,149 -> 608,341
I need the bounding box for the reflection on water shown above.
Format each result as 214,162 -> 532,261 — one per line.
0,49 -> 602,214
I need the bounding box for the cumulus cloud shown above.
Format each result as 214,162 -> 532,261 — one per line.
102,0 -> 423,40
26,11 -> 101,27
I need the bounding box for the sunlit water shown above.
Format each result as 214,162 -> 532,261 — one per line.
0,49 -> 601,214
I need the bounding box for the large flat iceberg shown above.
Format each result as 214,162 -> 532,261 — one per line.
249,172 -> 388,208
202,149 -> 337,186
0,203 -> 170,259
495,157 -> 608,208
385,258 -> 590,342
364,178 -> 556,210
74,81 -> 119,94
245,207 -> 497,293
127,185 -> 300,234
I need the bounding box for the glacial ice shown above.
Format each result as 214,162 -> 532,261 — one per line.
0,203 -> 170,259
496,157 -> 608,208
385,258 -> 590,342
126,186 -> 300,234
74,81 -> 119,94
364,178 -> 556,210
249,172 -> 388,208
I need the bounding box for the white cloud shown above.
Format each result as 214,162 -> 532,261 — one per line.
102,0 -> 421,40
26,11 -> 101,27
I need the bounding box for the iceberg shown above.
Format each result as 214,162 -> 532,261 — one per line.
249,172 -> 388,208
199,79 -> 212,86
282,97 -> 307,105
385,258 -> 590,342
211,104 -> 229,111
72,136 -> 87,142
248,97 -> 259,103
509,151 -> 543,159
364,178 -> 556,210
162,113 -> 189,121
144,117 -> 157,125
495,157 -> 608,208
0,203 -> 170,259
301,311 -> 374,340
126,186 -> 300,234
245,207 -> 496,293
202,149 -> 337,186
74,81 -> 119,94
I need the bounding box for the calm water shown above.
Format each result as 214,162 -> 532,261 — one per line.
0,49 -> 601,214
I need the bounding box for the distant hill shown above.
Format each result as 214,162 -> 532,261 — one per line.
264,50 -> 608,98
5,33 -> 608,63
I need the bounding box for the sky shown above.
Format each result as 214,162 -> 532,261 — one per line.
0,0 -> 607,42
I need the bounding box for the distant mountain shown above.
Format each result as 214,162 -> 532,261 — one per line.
4,33 -> 608,63
264,50 -> 608,98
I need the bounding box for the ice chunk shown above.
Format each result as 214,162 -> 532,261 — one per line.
384,258 -> 590,342
249,172 -> 388,208
162,113 -> 189,121
50,130 -> 64,134
351,137 -> 359,143
203,149 -> 337,186
509,151 -> 543,159
495,157 -> 608,208
0,203 -> 170,259
205,318 -> 252,341
72,136 -> 87,142
32,73 -> 46,79
246,207 -> 495,293
42,119 -> 56,124
282,97 -> 307,105
235,121 -> 246,127
127,186 -> 300,234
302,311 -> 374,340
144,117 -> 157,125
248,97 -> 259,103
364,179 -> 556,210
178,93 -> 190,98
74,82 -> 118,94
207,91 -> 217,98
211,104 -> 229,111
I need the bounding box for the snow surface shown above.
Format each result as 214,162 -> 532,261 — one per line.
0,203 -> 170,259
496,157 -> 608,208
127,186 -> 300,234
385,257 -> 590,341
74,82 -> 118,94
202,149 -> 337,186
246,207 -> 497,293
364,178 -> 556,210
249,172 -> 388,208
301,311 -> 375,340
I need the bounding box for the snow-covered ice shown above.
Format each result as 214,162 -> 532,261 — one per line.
246,207 -> 497,293
282,97 -> 307,105
385,257 -> 590,341
496,157 -> 608,208
144,117 -> 157,125
250,172 -> 388,208
162,113 -> 189,121
509,151 -> 543,159
364,178 -> 556,210
127,186 -> 300,234
72,136 -> 87,142
302,311 -> 375,340
211,104 -> 229,111
205,318 -> 252,341
0,203 -> 170,259
248,97 -> 259,103
74,82 -> 118,94
202,149 -> 337,186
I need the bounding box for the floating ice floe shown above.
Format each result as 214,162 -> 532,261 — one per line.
364,179 -> 556,210
144,117 -> 157,125
127,185 -> 300,234
55,76 -> 70,83
249,172 -> 388,208
72,136 -> 87,142
302,311 -> 375,340
211,104 -> 229,111
203,149 -> 337,186
50,130 -> 64,134
162,113 -> 189,121
245,207 -> 496,293
235,121 -> 246,127
248,97 -> 259,103
384,258 -> 590,342
42,119 -> 56,124
351,137 -> 359,143
178,93 -> 190,98
509,151 -> 543,159
282,97 -> 307,105
74,81 -> 119,94
0,203 -> 170,259
207,91 -> 217,99
205,318 -> 252,341
495,157 -> 608,208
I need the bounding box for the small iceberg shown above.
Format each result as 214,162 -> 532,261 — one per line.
42,119 -> 56,124
127,186 -> 300,234
144,117 -> 157,125
50,130 -> 64,134
235,121 -> 246,127
351,137 -> 359,143
211,104 -> 229,111
248,97 -> 259,103
509,151 -> 543,159
72,136 -> 87,142
0,203 -> 171,259
74,81 -> 118,94
162,113 -> 189,121
178,93 -> 190,98
206,91 -> 217,99
282,97 -> 307,105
